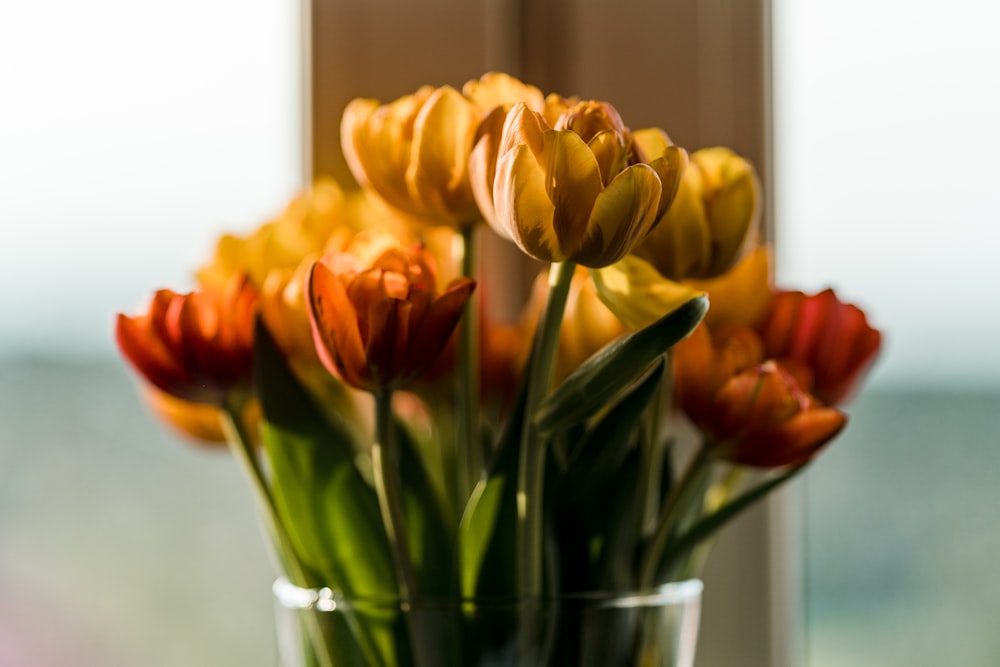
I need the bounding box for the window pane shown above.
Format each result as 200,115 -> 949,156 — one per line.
773,1 -> 1000,664
0,2 -> 299,664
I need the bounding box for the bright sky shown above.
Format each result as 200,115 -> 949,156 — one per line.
2,1 -> 998,386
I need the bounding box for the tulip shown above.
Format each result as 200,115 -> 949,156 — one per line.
490,100 -> 686,268
116,274 -> 257,404
307,247 -> 476,392
757,288 -> 881,406
709,361 -> 847,468
673,324 -> 845,468
634,146 -> 761,281
342,85 -> 484,227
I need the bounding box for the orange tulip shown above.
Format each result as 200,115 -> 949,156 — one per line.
709,361 -> 847,467
116,274 -> 257,404
757,288 -> 881,406
673,324 -> 845,468
307,247 -> 476,392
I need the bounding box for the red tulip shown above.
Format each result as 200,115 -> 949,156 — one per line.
758,289 -> 881,405
115,274 -> 257,404
307,247 -> 476,392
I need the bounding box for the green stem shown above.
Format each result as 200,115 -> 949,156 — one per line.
638,355 -> 671,537
373,391 -> 429,666
221,398 -> 338,667
516,260 -> 576,598
638,445 -> 712,589
455,223 -> 482,508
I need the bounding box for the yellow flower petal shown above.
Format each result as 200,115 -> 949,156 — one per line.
406,86 -> 481,222
577,164 -> 661,268
542,129 -> 605,259
688,245 -> 773,328
591,255 -> 704,330
462,72 -> 544,113
494,144 -> 560,261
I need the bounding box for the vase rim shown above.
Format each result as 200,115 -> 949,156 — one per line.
272,577 -> 703,612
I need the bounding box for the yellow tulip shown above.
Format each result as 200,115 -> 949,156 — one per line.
491,101 -> 686,268
633,146 -> 761,280
342,85 -> 484,227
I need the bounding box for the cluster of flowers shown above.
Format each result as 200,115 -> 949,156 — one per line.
115,70 -> 881,666
118,72 -> 877,469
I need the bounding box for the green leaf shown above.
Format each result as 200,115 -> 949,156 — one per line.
534,294 -> 707,433
456,380 -> 528,598
255,320 -> 395,596
559,357 -> 664,508
656,462 -> 809,581
394,419 -> 455,597
254,321 -> 398,665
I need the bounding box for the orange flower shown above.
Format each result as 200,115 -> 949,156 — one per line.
710,361 -> 847,467
757,289 -> 881,406
673,324 -> 845,468
116,274 -> 257,404
307,247 -> 476,392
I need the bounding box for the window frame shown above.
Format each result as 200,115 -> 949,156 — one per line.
303,2 -> 795,664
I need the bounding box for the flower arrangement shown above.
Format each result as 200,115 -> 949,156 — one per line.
116,73 -> 881,666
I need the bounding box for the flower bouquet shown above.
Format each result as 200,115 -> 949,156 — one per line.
116,73 -> 881,667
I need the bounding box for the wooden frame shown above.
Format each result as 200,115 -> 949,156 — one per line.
303,2 -> 795,664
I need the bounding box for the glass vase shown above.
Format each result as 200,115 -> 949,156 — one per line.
273,577 -> 702,667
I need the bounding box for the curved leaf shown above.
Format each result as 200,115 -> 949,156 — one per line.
535,294 -> 708,433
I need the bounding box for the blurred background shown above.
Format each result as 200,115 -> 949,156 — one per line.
1,1 -> 998,665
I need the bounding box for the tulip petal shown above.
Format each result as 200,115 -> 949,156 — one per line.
462,72 -> 544,113
498,104 -> 547,163
577,164 -> 661,268
635,164 -> 711,280
632,128 -> 672,163
543,129 -> 605,259
407,86 -> 480,221
494,144 -> 560,261
591,255 -> 704,330
402,278 -> 476,381
645,145 -> 688,222
688,245 -> 774,329
307,261 -> 369,389
469,106 -> 508,231
366,297 -> 411,388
